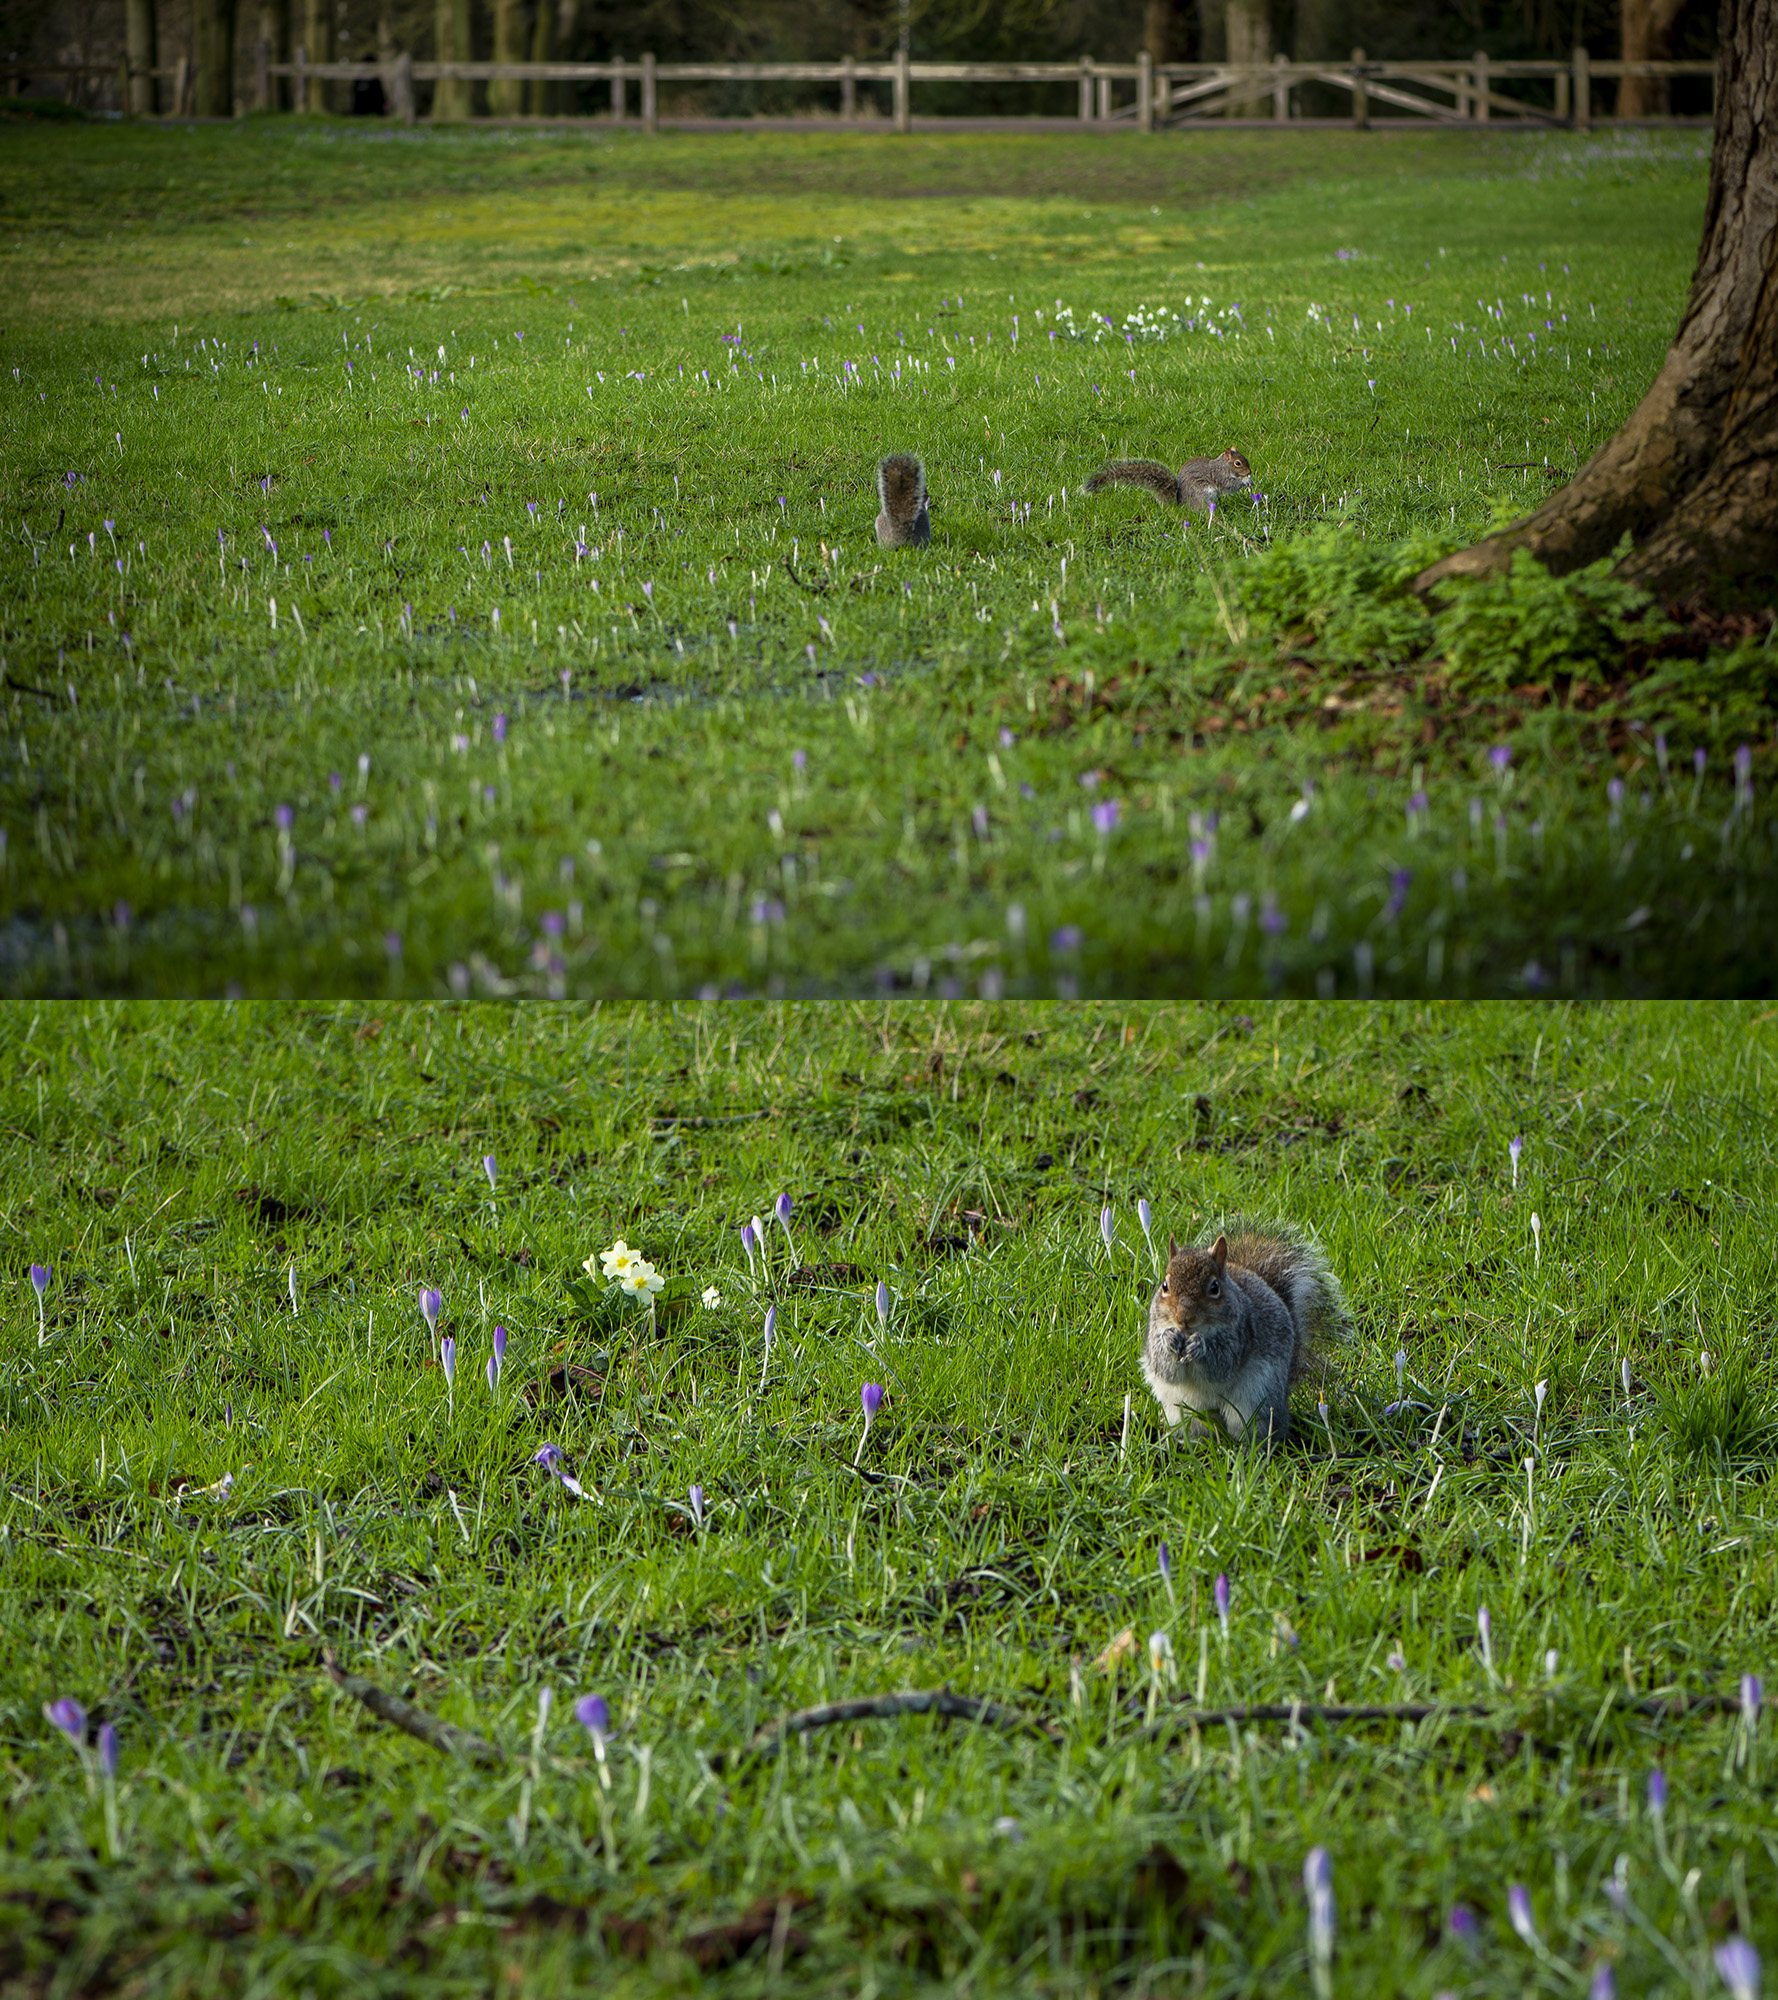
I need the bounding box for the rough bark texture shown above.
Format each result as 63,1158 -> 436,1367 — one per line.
258,0 -> 288,110
301,0 -> 332,109
1619,0 -> 1688,114
193,0 -> 238,115
1415,0 -> 1778,607
489,0 -> 524,115
125,0 -> 158,113
1224,0 -> 1270,112
526,0 -> 551,115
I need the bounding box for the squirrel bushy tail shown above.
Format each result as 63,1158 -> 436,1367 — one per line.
1223,1226 -> 1345,1391
876,452 -> 930,548
1081,459 -> 1183,505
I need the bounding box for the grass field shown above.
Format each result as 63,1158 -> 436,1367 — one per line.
3,119 -> 1775,997
4,999 -> 1778,1996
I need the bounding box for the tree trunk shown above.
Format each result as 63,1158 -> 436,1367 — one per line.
527,0 -> 550,115
1619,0 -> 1687,115
1224,0 -> 1270,114
125,0 -> 158,113
489,0 -> 524,116
301,0 -> 331,109
258,0 -> 287,108
433,0 -> 472,117
1416,0 -> 1778,609
193,0 -> 238,115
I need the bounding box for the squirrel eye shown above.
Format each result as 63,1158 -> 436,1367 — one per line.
1208,1278 -> 1221,1297
1159,1278 -> 1168,1294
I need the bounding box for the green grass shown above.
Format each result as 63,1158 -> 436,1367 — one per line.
4,999 -> 1778,1996
3,120 -> 1774,997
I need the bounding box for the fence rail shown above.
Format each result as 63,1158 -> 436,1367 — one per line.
4,50 -> 1715,132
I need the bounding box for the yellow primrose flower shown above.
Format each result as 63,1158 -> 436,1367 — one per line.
621,1260 -> 665,1300
595,1239 -> 640,1281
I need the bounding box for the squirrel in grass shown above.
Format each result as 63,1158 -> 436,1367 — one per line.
1083,448 -> 1253,513
1142,1225 -> 1344,1444
876,452 -> 931,548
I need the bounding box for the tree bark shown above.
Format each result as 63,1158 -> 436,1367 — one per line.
258,0 -> 287,109
1619,0 -> 1688,115
433,0 -> 473,117
125,0 -> 158,113
489,0 -> 524,116
527,0 -> 551,115
1224,0 -> 1270,113
1415,0 -> 1778,609
301,0 -> 331,110
193,0 -> 238,115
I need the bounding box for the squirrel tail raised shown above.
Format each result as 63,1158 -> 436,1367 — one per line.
1225,1224 -> 1347,1391
876,452 -> 930,548
1081,459 -> 1184,505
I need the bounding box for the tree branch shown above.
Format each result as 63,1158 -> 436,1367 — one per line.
323,1649 -> 505,1766
718,1689 -> 1058,1768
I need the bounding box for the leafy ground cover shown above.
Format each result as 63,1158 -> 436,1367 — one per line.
4,998 -> 1777,1996
2,119 -> 1774,996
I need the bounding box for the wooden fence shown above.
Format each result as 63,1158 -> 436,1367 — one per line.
5,49 -> 1715,131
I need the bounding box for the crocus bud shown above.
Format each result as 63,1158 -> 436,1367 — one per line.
98,1723 -> 118,1779
30,1262 -> 50,1299
861,1382 -> 884,1422
440,1335 -> 455,1388
1507,1884 -> 1537,1945
493,1324 -> 507,1366
575,1693 -> 609,1746
875,1280 -> 890,1327
1100,1206 -> 1115,1256
1157,1543 -> 1171,1584
44,1698 -> 85,1743
419,1287 -> 441,1331
1137,1198 -> 1153,1244
1647,1767 -> 1667,1815
483,1154 -> 497,1191
1214,1572 -> 1230,1632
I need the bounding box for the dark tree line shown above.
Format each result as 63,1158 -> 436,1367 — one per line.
6,0 -> 1717,118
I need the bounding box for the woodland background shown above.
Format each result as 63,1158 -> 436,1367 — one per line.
6,0 -> 1721,123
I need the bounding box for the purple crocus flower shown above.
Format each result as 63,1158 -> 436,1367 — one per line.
486,1354 -> 500,1393
862,1382 -> 884,1422
1507,1884 -> 1537,1944
483,1154 -> 497,1192
274,803 -> 293,833
688,1484 -> 704,1527
1490,744 -> 1512,774
1051,925 -> 1083,953
493,712 -> 507,743
760,1303 -> 775,1392
1092,799 -> 1120,835
1715,1938 -> 1761,2000
419,1287 -> 441,1355
875,1280 -> 890,1328
493,1324 -> 507,1371
1647,1767 -> 1667,1814
575,1693 -> 609,1746
1386,869 -> 1411,921
1157,1542 -> 1171,1585
30,1262 -> 50,1300
534,1442 -> 564,1473
1449,1904 -> 1478,1945
97,1723 -> 118,1779
1590,1963 -> 1616,2000
440,1334 -> 456,1397
1695,746 -> 1708,779
1214,1572 -> 1230,1635
1303,1847 -> 1333,1965
44,1698 -> 85,1744
740,1220 -> 758,1275
1742,1673 -> 1763,1727
1137,1199 -> 1154,1252
1100,1206 -> 1116,1258
1510,1134 -> 1523,1186
774,1192 -> 796,1258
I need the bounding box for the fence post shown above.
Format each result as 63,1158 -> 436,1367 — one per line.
841,52 -> 855,120
1272,50 -> 1288,120
641,50 -> 657,131
1474,48 -> 1489,121
1078,54 -> 1092,121
1572,45 -> 1590,130
1137,48 -> 1152,131
255,35 -> 270,109
893,43 -> 909,130
1351,47 -> 1367,129
394,49 -> 414,125
611,56 -> 624,122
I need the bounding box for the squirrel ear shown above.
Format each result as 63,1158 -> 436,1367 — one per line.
1168,1234 -> 1179,1258
1210,1234 -> 1228,1271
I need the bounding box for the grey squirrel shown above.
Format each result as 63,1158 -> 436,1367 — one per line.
1084,449 -> 1253,512
1142,1226 -> 1344,1443
876,453 -> 930,548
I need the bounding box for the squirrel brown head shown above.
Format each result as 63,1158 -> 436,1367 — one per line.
1152,1233 -> 1233,1349
1221,450 -> 1253,478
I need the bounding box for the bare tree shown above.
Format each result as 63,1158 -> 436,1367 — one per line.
489,0 -> 522,112
193,0 -> 237,110
125,0 -> 157,109
1417,0 -> 1776,608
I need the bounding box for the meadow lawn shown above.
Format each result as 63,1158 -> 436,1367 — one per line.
1,118 -> 1774,999
3,998 -> 1778,1996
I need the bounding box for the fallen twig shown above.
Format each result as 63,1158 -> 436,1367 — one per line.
1146,1690 -> 1739,1743
323,1648 -> 504,1766
718,1688 -> 1057,1768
